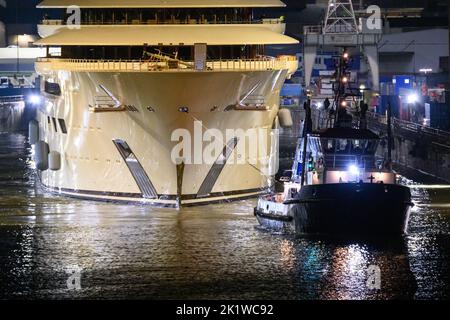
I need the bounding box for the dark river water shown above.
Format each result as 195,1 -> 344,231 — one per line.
0,132 -> 449,300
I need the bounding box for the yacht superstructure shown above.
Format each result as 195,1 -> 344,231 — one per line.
32,0 -> 298,207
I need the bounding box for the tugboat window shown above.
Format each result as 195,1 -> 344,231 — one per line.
322,139 -> 336,153
352,139 -> 365,154
337,139 -> 350,153
365,140 -> 378,154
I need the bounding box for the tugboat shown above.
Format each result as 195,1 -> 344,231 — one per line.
255,49 -> 413,235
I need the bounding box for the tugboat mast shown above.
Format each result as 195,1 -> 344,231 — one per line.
333,48 -> 354,128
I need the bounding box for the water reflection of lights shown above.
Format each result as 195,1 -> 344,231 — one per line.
346,245 -> 368,273
415,203 -> 450,208
280,239 -> 296,270
331,245 -> 370,276
0,129 -> 445,299
301,245 -> 329,290
408,185 -> 450,189
321,244 -> 371,300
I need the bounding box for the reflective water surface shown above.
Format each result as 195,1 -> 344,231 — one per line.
0,132 -> 449,299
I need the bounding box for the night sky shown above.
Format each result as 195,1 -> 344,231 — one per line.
0,0 -> 448,40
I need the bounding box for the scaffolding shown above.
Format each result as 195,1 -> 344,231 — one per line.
323,0 -> 358,34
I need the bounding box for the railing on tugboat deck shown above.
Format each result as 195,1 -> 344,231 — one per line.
323,154 -> 382,170
36,56 -> 297,72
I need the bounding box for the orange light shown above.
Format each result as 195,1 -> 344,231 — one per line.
343,52 -> 349,59
342,76 -> 348,83
341,101 -> 347,107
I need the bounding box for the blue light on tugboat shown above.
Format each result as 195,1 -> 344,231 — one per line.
27,94 -> 42,105
348,164 -> 359,176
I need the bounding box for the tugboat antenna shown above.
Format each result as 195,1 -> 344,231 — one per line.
387,101 -> 393,171
333,48 -> 351,128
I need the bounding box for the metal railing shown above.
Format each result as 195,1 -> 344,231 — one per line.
366,111 -> 450,143
40,18 -> 283,26
41,19 -> 64,25
304,25 -> 323,34
304,24 -> 361,35
0,95 -> 24,104
324,154 -> 381,170
37,57 -> 293,72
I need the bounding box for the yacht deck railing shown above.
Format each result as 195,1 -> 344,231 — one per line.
37,57 -> 297,72
40,18 -> 284,26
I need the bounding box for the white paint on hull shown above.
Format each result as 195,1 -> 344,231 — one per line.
36,68 -> 288,205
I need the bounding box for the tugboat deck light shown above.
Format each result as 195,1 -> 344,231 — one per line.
27,94 -> 42,105
348,164 -> 359,175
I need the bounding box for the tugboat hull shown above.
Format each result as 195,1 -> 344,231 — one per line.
290,183 -> 413,235
255,183 -> 413,235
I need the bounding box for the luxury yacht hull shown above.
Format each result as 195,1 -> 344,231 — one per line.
255,183 -> 413,235
34,67 -> 288,207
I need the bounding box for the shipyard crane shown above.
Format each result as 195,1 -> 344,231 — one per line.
303,0 -> 382,92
